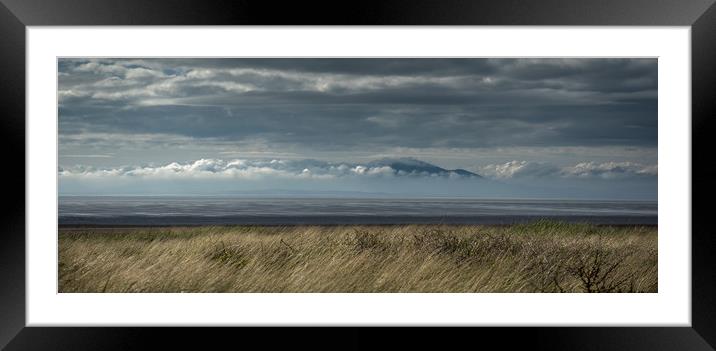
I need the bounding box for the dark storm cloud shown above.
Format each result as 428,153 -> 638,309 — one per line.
58,58 -> 657,153
93,58 -> 501,77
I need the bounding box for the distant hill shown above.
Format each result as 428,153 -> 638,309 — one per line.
367,158 -> 482,178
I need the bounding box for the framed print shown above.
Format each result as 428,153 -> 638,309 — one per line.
2,0 -> 715,349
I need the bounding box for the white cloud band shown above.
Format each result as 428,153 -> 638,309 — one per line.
477,160 -> 657,179
59,158 -> 657,181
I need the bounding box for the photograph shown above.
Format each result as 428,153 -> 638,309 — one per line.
57,57 -> 658,293
3,0 -> 712,347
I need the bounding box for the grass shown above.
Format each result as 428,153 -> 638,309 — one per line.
58,220 -> 657,293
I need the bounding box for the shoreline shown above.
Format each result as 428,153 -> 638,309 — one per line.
58,215 -> 658,227
58,222 -> 659,231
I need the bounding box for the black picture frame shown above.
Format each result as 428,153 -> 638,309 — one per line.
1,0 -> 714,349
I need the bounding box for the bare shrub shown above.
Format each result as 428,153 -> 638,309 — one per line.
524,249 -> 571,292
411,228 -> 480,264
566,243 -> 636,293
263,245 -> 298,269
352,229 -> 387,252
206,242 -> 249,268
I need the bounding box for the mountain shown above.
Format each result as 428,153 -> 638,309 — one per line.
367,158 -> 482,178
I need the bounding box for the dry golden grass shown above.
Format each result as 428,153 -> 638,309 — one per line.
58,221 -> 657,293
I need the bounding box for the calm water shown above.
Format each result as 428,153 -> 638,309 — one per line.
58,196 -> 657,225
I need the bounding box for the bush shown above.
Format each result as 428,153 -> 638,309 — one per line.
352,229 -> 387,252
566,243 -> 636,293
207,242 -> 249,268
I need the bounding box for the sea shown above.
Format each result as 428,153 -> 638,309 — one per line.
58,196 -> 658,226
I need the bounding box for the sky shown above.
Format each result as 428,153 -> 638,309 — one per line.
58,58 -> 658,199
